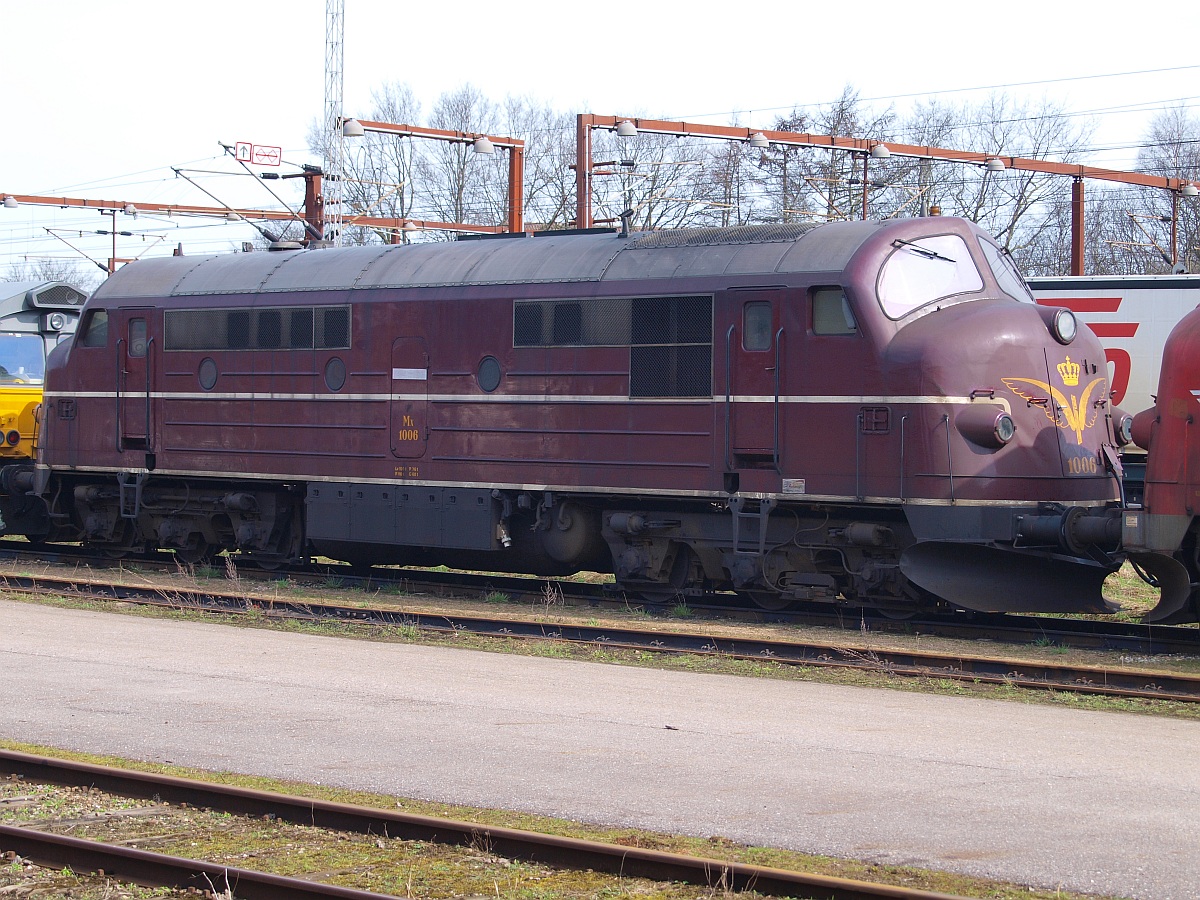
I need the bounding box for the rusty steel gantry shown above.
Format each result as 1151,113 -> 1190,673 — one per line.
574,114 -> 1200,275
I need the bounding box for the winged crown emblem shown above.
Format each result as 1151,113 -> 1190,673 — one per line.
1002,357 -> 1106,445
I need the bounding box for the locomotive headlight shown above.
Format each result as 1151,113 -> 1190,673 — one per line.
1051,308 -> 1077,345
994,413 -> 1016,445
5,430 -> 19,446
956,405 -> 1017,449
1115,413 -> 1134,447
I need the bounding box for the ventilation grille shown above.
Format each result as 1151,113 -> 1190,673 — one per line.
628,223 -> 817,250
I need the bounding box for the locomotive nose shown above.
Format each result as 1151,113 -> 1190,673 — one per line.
1130,407 -> 1157,451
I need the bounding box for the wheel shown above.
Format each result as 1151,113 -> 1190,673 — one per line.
622,544 -> 701,607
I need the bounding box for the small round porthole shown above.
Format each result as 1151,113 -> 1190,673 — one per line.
324,357 -> 347,392
477,356 -> 501,393
198,357 -> 218,391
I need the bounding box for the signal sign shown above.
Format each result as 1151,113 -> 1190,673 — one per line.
234,142 -> 281,167
252,145 -> 281,166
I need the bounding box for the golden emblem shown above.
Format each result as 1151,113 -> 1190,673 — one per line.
1002,358 -> 1107,446
1056,356 -> 1080,386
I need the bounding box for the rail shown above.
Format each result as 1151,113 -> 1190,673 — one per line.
0,750 -> 969,900
4,570 -> 1199,703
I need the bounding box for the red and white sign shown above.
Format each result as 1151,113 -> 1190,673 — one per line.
1030,276 -> 1200,411
251,144 -> 281,166
234,141 -> 281,167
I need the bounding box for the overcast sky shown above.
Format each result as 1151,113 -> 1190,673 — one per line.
2,0 -> 1196,279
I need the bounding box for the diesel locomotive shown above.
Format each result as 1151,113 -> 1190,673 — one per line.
0,281 -> 84,462
1123,301 -> 1200,622
0,218 -> 1137,616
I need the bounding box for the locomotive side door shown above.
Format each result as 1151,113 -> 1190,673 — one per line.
717,290 -> 783,470
114,307 -> 158,457
390,337 -> 428,460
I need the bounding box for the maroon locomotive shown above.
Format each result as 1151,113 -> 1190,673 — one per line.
1,217 -> 1136,616
1124,302 -> 1200,622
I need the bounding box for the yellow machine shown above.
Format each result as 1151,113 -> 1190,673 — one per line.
0,282 -> 85,460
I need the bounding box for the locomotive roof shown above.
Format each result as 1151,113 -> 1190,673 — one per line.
91,219 -> 903,300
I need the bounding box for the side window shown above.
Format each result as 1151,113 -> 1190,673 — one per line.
78,310 -> 109,348
129,318 -> 148,358
978,238 -> 1034,302
812,288 -> 858,335
742,302 -> 772,351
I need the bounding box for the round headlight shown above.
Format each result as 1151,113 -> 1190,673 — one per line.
1052,308 -> 1077,345
1116,414 -> 1134,447
994,413 -> 1016,445
48,313 -> 66,331
5,430 -> 20,446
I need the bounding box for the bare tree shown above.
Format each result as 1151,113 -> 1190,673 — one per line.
587,127 -> 713,231
916,94 -> 1094,266
501,98 -> 576,231
417,84 -> 504,238
751,88 -> 897,224
5,259 -> 102,292
1128,107 -> 1200,273
695,136 -> 763,227
305,77 -> 1196,278
307,82 -> 424,244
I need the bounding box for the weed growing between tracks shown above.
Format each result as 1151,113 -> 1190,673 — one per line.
0,743 -> 1120,900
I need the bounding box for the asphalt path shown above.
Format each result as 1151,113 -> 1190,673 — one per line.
1,597 -> 1198,898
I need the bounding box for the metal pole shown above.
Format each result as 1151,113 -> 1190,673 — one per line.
107,210 -> 116,274
575,115 -> 592,229
1172,190 -> 1180,268
1071,177 -> 1085,276
862,153 -> 869,220
508,146 -> 524,233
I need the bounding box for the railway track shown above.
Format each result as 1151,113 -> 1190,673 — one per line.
0,749 -> 968,900
5,567 -> 1199,705
2,541 -> 1198,656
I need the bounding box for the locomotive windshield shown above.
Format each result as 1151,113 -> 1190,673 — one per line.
0,333 -> 46,384
877,234 -> 984,319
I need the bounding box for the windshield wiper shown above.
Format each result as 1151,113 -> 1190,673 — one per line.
892,238 -> 955,263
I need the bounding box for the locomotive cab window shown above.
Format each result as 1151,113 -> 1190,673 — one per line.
812,288 -> 857,335
877,234 -> 983,319
0,333 -> 47,383
78,309 -> 109,348
978,238 -> 1034,303
742,302 -> 772,351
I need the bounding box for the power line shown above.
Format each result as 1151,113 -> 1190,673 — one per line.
672,65 -> 1200,124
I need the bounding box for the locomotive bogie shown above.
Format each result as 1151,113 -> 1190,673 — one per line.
56,476 -> 303,564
